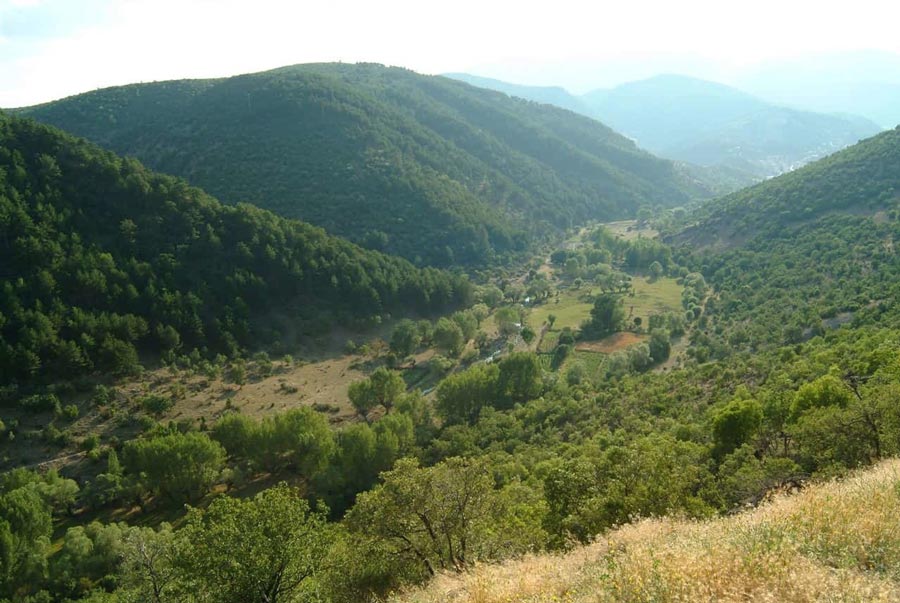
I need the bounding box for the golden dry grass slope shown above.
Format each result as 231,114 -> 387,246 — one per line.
392,459 -> 900,603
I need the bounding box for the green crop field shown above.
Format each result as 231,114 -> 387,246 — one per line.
625,276 -> 684,327
530,277 -> 683,343
566,349 -> 608,375
529,289 -> 593,332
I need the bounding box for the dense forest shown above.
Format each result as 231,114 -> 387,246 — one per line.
17,63 -> 714,266
0,113 -> 471,383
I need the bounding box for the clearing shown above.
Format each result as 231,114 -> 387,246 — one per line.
626,276 -> 684,326
530,288 -> 593,332
605,219 -> 658,241
575,332 -> 647,353
530,276 -> 683,353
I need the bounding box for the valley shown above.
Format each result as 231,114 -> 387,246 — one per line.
5,214 -> 686,475
1,55 -> 899,603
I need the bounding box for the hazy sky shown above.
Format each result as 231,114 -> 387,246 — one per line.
2,0 -> 900,107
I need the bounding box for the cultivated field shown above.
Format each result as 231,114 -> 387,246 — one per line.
575,332 -> 647,353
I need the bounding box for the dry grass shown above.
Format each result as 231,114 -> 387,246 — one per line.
157,354 -> 365,423
392,459 -> 900,603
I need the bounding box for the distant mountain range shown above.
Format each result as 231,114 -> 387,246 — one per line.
15,63 -> 714,268
735,50 -> 900,129
446,73 -> 883,179
443,73 -> 593,116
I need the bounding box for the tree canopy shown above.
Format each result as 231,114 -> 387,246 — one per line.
0,113 -> 471,383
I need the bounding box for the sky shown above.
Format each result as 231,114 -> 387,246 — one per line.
2,0 -> 900,107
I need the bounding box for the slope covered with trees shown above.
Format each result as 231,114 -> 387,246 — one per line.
17,63 -> 713,266
670,126 -> 900,356
3,121 -> 900,601
680,125 -> 899,239
0,113 -> 471,383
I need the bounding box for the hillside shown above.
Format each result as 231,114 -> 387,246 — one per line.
6,65 -> 900,603
5,115 -> 900,603
671,126 -> 900,354
393,459 -> 900,603
15,63 -> 712,267
0,112 -> 471,383
679,126 -> 900,244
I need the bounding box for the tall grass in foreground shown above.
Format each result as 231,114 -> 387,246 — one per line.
393,459 -> 900,602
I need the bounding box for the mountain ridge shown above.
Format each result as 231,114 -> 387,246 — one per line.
16,63 -> 713,267
445,72 -> 883,179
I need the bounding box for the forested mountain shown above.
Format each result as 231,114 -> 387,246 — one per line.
4,119 -> 900,603
15,63 -> 712,267
7,59 -> 900,603
448,72 -> 882,179
581,75 -> 763,149
679,126 -> 900,243
672,126 -> 900,355
0,113 -> 472,383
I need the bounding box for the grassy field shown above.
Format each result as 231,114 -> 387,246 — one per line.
565,349 -> 608,376
393,459 -> 900,603
627,276 -> 684,326
530,276 -> 682,349
529,290 -> 594,332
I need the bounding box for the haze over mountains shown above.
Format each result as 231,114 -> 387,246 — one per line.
16,63 -> 715,268
736,50 -> 900,128
447,72 -> 882,179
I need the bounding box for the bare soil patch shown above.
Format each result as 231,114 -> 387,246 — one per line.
575,332 -> 647,354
